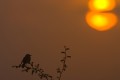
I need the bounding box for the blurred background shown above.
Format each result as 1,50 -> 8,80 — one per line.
0,0 -> 120,80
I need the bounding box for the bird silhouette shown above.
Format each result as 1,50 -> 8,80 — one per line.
20,54 -> 31,68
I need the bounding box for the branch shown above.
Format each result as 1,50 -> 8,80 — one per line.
12,46 -> 71,80
56,46 -> 71,80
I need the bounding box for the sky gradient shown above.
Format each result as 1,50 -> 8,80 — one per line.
0,0 -> 120,80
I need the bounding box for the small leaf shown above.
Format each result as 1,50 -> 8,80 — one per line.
61,51 -> 65,53
66,48 -> 70,50
67,56 -> 71,58
49,76 -> 52,78
64,46 -> 66,48
62,68 -> 66,71
64,64 -> 67,68
57,70 -> 60,73
60,60 -> 65,62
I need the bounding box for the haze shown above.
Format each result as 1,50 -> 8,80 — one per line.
0,0 -> 120,80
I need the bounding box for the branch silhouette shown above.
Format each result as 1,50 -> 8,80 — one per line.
56,46 -> 71,80
12,46 -> 71,80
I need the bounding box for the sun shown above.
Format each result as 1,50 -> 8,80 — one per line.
91,14 -> 108,28
88,0 -> 116,11
86,0 -> 117,31
86,12 -> 118,31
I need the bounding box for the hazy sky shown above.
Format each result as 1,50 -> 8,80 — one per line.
0,0 -> 120,80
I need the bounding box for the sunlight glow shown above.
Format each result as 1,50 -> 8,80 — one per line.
89,0 -> 116,11
86,12 -> 118,31
91,14 -> 108,28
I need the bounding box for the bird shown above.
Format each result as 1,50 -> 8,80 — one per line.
19,54 -> 31,68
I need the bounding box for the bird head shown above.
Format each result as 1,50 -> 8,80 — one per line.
26,54 -> 31,56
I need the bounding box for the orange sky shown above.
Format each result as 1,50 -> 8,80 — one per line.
0,0 -> 120,80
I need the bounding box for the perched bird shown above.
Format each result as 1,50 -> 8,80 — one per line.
20,54 -> 31,68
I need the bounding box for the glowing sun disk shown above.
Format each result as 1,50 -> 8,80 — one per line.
89,0 -> 116,11
86,12 -> 118,31
91,15 -> 108,28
